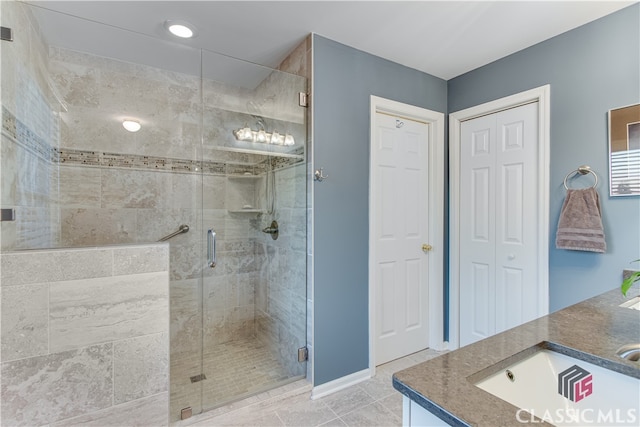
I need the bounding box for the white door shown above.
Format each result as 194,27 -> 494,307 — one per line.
372,112 -> 430,365
459,102 -> 540,347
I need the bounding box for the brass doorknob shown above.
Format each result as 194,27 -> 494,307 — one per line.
422,244 -> 433,252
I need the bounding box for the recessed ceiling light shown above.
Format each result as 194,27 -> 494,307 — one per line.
122,119 -> 141,132
164,20 -> 196,39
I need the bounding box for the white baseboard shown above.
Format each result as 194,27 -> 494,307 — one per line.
310,369 -> 371,400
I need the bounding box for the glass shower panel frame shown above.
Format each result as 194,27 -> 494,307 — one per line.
200,48 -> 308,411
1,2 -> 64,252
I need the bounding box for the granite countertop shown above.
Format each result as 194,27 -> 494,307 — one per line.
392,288 -> 640,426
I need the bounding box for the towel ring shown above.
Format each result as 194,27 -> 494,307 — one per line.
563,165 -> 598,190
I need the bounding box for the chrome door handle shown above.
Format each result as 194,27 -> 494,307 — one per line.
207,229 -> 216,268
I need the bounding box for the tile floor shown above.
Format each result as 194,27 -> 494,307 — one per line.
181,349 -> 443,427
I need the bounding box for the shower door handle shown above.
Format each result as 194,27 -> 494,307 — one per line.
207,229 -> 216,268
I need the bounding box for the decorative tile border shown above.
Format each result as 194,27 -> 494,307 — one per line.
2,106 -> 17,138
272,151 -> 305,170
2,106 -> 59,164
2,106 -> 304,176
57,149 -> 228,174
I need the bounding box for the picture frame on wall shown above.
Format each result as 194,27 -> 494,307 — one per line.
608,103 -> 640,196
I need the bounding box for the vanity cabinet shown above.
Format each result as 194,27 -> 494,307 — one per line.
393,288 -> 640,427
402,397 -> 449,427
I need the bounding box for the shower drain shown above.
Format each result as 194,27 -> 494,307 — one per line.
505,370 -> 515,382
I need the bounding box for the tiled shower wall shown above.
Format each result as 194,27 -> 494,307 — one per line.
47,46 -> 307,419
256,162 -> 308,378
0,244 -> 170,426
1,1 -> 309,422
47,48 -> 306,317
250,36 -> 311,380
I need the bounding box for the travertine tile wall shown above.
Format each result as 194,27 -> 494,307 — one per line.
256,163 -> 308,378
0,244 -> 170,426
249,36 -> 310,380
1,1 -> 309,421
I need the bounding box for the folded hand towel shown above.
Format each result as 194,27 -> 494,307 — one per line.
556,187 -> 606,253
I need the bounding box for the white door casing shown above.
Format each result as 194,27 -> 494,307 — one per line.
369,96 -> 445,370
450,85 -> 550,349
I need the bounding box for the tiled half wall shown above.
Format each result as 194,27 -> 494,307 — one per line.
0,244 -> 170,426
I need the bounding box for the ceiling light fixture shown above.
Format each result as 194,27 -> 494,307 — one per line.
164,20 -> 196,39
122,119 -> 141,132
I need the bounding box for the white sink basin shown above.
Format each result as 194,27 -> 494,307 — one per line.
620,296 -> 640,310
474,347 -> 640,426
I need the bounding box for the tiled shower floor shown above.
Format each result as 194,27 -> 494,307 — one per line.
202,338 -> 298,407
171,337 -> 300,421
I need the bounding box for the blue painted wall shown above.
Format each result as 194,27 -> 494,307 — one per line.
312,35 -> 447,386
448,4 -> 640,313
312,4 -> 640,387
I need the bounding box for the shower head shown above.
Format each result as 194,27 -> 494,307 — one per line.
252,115 -> 266,131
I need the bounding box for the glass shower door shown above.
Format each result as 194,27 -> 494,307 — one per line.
199,48 -> 308,410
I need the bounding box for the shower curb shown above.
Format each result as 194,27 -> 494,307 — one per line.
171,378 -> 312,426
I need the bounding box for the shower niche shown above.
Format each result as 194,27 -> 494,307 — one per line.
226,174 -> 264,213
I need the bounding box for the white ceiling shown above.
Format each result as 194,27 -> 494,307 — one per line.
27,0 -> 637,81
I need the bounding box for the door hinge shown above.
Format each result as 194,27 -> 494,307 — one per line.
180,407 -> 192,420
298,92 -> 309,108
1,27 -> 13,42
298,346 -> 308,362
190,373 -> 207,383
1,208 -> 15,222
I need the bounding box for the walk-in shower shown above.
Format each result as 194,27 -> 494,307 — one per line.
0,2 -> 308,424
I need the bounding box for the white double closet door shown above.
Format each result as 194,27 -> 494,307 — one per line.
459,102 -> 541,347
